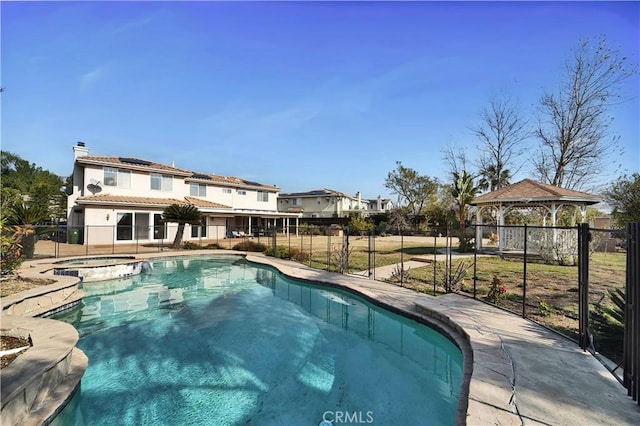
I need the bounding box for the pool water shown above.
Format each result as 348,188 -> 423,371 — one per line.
52,256 -> 462,425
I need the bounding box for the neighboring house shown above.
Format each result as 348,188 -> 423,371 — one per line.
277,189 -> 392,219
365,196 -> 394,214
67,142 -> 301,245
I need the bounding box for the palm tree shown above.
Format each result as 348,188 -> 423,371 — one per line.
4,201 -> 50,259
478,165 -> 511,192
162,204 -> 202,249
451,171 -> 480,238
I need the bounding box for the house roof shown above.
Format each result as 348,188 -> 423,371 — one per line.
471,179 -> 601,205
77,156 -> 279,190
76,194 -> 231,210
186,172 -> 279,191
279,188 -> 351,198
77,156 -> 192,176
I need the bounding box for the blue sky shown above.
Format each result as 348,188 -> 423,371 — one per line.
2,1 -> 638,199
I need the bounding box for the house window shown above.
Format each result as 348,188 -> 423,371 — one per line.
293,198 -> 301,206
191,217 -> 207,238
151,174 -> 172,191
237,190 -> 247,195
222,188 -> 232,194
257,191 -> 269,202
116,213 -> 133,241
190,183 -> 206,197
153,214 -> 166,240
104,167 -> 131,188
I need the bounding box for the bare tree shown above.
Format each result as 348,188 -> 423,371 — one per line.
442,144 -> 472,177
533,37 -> 635,190
471,94 -> 528,191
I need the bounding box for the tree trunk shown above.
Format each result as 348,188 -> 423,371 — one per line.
21,228 -> 36,259
172,223 -> 185,249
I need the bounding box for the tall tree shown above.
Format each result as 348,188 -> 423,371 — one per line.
162,204 -> 202,249
478,165 -> 512,192
533,37 -> 635,190
604,173 -> 640,227
451,171 -> 480,236
472,94 -> 528,191
0,151 -> 66,216
384,161 -> 438,222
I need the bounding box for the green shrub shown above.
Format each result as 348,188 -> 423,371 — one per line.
1,223 -> 23,274
233,240 -> 267,252
264,245 -> 288,258
204,243 -> 223,249
591,288 -> 624,360
182,241 -> 203,250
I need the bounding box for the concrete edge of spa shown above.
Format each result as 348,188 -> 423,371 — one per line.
242,253 -> 640,426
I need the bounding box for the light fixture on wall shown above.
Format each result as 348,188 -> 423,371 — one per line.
106,214 -> 110,221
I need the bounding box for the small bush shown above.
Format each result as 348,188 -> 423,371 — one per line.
388,264 -> 412,286
486,274 -> 507,304
1,222 -> 23,274
182,241 -> 203,250
436,260 -> 472,293
264,245 -> 293,259
204,243 -> 223,249
536,297 -> 553,317
233,240 -> 267,252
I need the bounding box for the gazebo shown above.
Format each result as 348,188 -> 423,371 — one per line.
471,179 -> 601,254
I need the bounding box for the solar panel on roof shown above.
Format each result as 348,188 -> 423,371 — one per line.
191,173 -> 212,180
119,157 -> 152,166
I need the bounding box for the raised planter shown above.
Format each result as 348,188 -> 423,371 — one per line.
0,316 -> 88,426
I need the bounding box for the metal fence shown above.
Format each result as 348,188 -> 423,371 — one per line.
20,220 -> 639,403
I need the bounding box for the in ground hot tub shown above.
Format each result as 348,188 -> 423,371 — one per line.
53,256 -> 152,283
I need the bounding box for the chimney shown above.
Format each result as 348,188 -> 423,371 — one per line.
73,141 -> 89,160
377,195 -> 382,211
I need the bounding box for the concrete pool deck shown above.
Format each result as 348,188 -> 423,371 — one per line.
3,251 -> 639,425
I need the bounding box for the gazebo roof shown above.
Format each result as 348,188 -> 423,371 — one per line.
471,179 -> 601,206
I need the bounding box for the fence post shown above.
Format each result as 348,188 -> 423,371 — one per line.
473,224 -> 478,299
400,228 -> 404,287
577,222 -> 591,350
309,229 -> 313,267
368,230 -> 372,277
433,230 -> 437,296
372,229 -> 376,280
345,226 -> 350,273
327,226 -> 331,271
523,223 -> 528,318
624,222 -> 639,404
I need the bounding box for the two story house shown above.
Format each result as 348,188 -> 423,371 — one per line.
277,189 -> 394,220
67,142 -> 301,245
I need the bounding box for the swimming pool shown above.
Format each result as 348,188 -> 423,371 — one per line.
52,255 -> 463,425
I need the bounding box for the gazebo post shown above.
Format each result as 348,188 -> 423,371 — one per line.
476,207 -> 483,252
551,202 -> 558,249
498,203 -> 504,254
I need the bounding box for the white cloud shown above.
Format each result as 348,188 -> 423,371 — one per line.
79,64 -> 109,92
